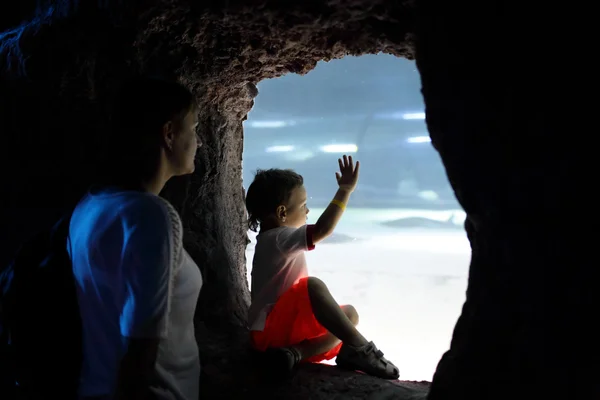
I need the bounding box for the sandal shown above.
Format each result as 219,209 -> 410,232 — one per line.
335,341 -> 400,379
262,346 -> 302,379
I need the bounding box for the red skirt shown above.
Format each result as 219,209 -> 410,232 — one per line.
250,277 -> 343,363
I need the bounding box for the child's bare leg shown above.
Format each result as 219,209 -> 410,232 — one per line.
293,305 -> 359,360
306,277 -> 368,348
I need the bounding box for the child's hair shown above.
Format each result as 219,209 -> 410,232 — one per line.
245,168 -> 304,232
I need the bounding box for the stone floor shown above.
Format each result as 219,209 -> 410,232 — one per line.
204,360 -> 430,399
198,324 -> 430,399
245,363 -> 431,400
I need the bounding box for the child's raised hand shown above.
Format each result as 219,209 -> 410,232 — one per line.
335,155 -> 360,192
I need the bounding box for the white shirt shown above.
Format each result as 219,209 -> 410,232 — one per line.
248,225 -> 315,331
69,189 -> 202,400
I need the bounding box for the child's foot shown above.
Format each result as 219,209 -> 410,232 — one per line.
335,341 -> 400,380
262,346 -> 302,379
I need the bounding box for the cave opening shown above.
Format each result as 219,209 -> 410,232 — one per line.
242,54 -> 469,381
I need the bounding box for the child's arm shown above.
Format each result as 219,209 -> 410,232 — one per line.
313,155 -> 360,244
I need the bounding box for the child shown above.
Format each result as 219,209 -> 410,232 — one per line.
245,155 -> 399,380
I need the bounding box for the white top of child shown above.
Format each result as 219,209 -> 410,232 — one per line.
248,224 -> 315,331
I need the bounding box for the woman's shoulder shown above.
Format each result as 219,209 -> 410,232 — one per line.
121,194 -> 183,257
117,193 -> 182,235
118,192 -> 168,217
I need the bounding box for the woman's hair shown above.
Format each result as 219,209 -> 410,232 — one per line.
100,77 -> 196,188
245,168 -> 304,232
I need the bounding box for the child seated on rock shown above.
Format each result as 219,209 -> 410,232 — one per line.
245,155 -> 399,380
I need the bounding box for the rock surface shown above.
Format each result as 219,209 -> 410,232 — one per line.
196,324 -> 429,399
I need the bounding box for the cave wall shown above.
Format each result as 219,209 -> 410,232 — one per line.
417,2 -> 595,399
1,0 -> 595,399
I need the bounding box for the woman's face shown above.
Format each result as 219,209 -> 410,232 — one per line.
166,107 -> 201,176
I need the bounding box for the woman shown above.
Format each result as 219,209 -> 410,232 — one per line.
68,78 -> 203,400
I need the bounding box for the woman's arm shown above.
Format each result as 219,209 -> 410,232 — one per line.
115,196 -> 176,399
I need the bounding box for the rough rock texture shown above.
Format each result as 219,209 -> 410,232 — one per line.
197,323 -> 428,399
416,2 -> 597,399
1,0 -> 596,399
